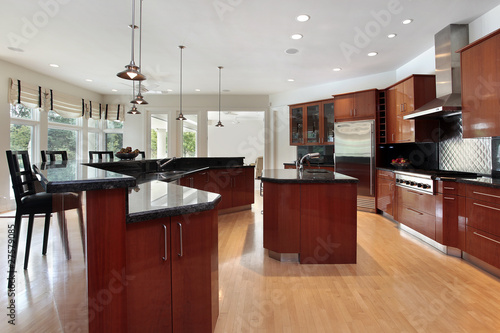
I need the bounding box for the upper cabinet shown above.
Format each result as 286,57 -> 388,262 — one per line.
289,99 -> 334,146
459,29 -> 500,138
333,89 -> 377,121
386,75 -> 438,143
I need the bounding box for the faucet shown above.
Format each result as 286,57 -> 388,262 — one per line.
157,156 -> 177,171
298,153 -> 320,171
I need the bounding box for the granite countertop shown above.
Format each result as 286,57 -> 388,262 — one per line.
455,176 -> 500,189
261,169 -> 358,184
127,181 -> 221,223
33,158 -> 245,222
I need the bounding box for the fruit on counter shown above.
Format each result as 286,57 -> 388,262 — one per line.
391,158 -> 409,164
118,147 -> 140,154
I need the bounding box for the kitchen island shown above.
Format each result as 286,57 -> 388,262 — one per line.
33,157 -> 251,333
261,169 -> 358,264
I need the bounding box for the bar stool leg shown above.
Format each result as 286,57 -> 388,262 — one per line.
8,211 -> 23,289
23,214 -> 35,269
42,213 -> 51,255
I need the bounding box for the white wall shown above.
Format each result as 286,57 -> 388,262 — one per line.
469,4 -> 500,42
396,47 -> 435,80
0,59 -> 102,212
207,115 -> 265,165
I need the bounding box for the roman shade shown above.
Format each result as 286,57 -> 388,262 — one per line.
8,78 -> 44,110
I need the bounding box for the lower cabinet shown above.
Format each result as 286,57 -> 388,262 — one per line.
397,186 -> 436,240
376,170 -> 395,216
126,210 -> 218,333
435,181 -> 466,249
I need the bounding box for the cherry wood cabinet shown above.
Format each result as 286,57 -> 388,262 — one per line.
289,99 -> 335,145
386,75 -> 438,143
459,28 -> 500,138
435,181 -> 466,249
333,89 -> 377,121
126,210 -> 218,333
397,186 -> 436,240
376,170 -> 395,216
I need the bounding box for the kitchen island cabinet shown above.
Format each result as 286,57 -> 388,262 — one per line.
261,169 -> 358,264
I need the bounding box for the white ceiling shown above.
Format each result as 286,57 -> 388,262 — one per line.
2,0 -> 500,96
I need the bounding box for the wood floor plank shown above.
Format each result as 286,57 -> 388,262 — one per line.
2,189 -> 500,332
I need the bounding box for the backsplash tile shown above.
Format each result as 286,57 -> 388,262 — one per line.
439,116 -> 491,175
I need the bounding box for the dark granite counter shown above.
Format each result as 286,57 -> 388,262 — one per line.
456,176 -> 500,189
261,169 -> 358,184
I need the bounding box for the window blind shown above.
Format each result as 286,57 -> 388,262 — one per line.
8,78 -> 44,110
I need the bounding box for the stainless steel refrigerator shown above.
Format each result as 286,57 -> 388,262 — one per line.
334,120 -> 375,211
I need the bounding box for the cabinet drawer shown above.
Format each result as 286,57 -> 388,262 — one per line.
377,170 -> 394,180
397,187 -> 435,215
398,205 -> 436,240
466,198 -> 500,236
437,181 -> 464,196
466,185 -> 500,204
466,226 -> 500,269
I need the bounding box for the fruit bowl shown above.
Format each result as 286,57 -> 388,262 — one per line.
115,152 -> 138,160
391,162 -> 411,169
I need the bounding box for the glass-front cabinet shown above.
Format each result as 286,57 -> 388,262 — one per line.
290,105 -> 304,144
289,99 -> 334,146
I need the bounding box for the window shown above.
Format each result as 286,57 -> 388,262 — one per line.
151,115 -> 168,159
10,124 -> 34,151
10,104 -> 38,159
104,120 -> 124,152
182,114 -> 197,157
48,128 -> 78,159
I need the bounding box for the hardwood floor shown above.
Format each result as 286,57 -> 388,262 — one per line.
2,191 -> 500,332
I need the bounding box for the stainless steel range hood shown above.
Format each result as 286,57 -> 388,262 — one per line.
404,24 -> 469,119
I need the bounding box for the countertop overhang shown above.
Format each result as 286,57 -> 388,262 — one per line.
261,169 -> 358,184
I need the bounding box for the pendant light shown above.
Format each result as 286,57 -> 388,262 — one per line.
215,66 -> 224,127
131,0 -> 148,104
128,82 -> 141,114
117,0 -> 146,81
176,45 -> 187,121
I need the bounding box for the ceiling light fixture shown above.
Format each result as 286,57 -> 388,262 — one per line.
333,67 -> 342,72
132,0 -> 148,105
85,79 -> 93,82
112,89 -> 118,92
387,33 -> 397,38
291,34 -> 303,40
288,79 -> 295,82
49,64 -> 59,68
117,0 -> 146,81
296,14 -> 310,22
176,46 -> 187,121
195,89 -> 201,92
215,66 -> 224,128
367,52 -> 378,57
128,82 -> 141,114
402,19 -> 413,25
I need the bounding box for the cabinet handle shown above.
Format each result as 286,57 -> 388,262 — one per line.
473,202 -> 500,212
392,133 -> 394,141
353,109 -> 356,117
473,232 -> 500,245
177,222 -> 183,257
444,187 -> 455,190
406,207 -> 423,215
162,224 -> 168,261
473,191 -> 500,200
444,197 -> 455,200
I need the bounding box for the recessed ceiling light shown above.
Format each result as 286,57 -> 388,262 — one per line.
8,46 -> 24,52
333,68 -> 342,72
291,34 -> 303,40
166,89 -> 173,92
49,64 -> 59,68
387,33 -> 397,38
111,89 -> 118,92
367,52 -> 378,57
285,48 -> 299,55
402,19 -> 413,25
296,14 -> 310,22
195,89 -> 201,92
85,79 -> 93,82
288,79 -> 295,82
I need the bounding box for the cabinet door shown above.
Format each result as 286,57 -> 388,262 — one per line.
402,78 -> 415,113
126,219 -> 172,333
231,169 -> 247,207
290,106 -> 304,145
305,103 -> 321,144
193,170 -> 210,190
333,94 -> 353,120
353,90 -> 376,119
462,33 -> 500,138
386,87 -> 398,143
376,173 -> 394,215
171,212 -> 218,333
244,167 -> 255,205
210,170 -> 232,209
322,101 -> 335,144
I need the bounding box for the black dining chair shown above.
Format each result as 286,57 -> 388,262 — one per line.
138,151 -> 145,159
6,150 -> 83,289
89,151 -> 114,161
41,150 -> 68,163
